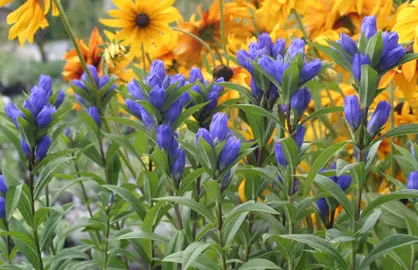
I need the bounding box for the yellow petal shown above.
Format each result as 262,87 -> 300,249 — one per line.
402,60 -> 417,82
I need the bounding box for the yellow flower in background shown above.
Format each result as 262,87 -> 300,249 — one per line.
100,0 -> 181,57
2,0 -> 59,46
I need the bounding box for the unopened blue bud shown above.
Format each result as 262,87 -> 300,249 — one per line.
408,171 -> 418,190
5,102 -> 25,128
295,126 -> 306,149
291,87 -> 311,116
344,95 -> 362,130
360,16 -> 377,40
35,136 -> 51,161
257,33 -> 273,53
196,128 -> 214,148
352,53 -> 371,81
71,80 -> 86,91
36,106 -> 56,128
367,100 -> 391,137
156,125 -> 173,151
20,136 -> 30,157
149,85 -> 166,111
272,39 -> 286,58
210,112 -> 229,142
300,59 -> 322,84
337,175 -> 352,190
268,85 -> 279,104
317,198 -> 329,220
150,60 -> 166,81
55,90 -> 65,108
169,74 -> 186,88
237,50 -> 254,73
38,75 -> 52,97
380,46 -> 405,71
128,81 -> 146,100
171,149 -> 186,186
164,98 -> 185,126
126,99 -> 155,130
219,136 -> 241,171
258,56 -> 276,77
275,58 -> 289,85
146,73 -> 161,88
29,86 -> 50,112
339,33 -> 358,56
0,175 -> 8,196
81,65 -> 100,86
382,32 -> 399,56
250,78 -> 263,102
23,100 -> 37,117
275,142 -> 287,167
189,68 -> 204,83
88,106 -> 101,127
206,91 -> 219,112
0,197 -> 5,219
286,39 -> 305,60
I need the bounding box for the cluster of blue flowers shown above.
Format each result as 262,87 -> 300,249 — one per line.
156,124 -> 186,187
5,75 -> 64,161
126,60 -> 225,130
344,95 -> 391,138
337,15 -> 406,81
237,33 -> 321,110
0,175 -> 7,219
72,65 -> 117,127
196,112 -> 241,190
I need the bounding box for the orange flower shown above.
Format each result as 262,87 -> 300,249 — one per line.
63,27 -> 103,81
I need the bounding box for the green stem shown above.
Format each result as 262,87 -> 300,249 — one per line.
4,221 -> 12,263
103,207 -> 111,269
389,82 -> 396,179
219,0 -> 229,66
141,42 -> 147,78
350,242 -> 356,270
217,203 -> 227,270
291,9 -> 320,59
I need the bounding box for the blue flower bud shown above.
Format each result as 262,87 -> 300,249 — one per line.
149,85 -> 166,111
169,74 -> 186,88
35,136 -> 51,161
379,46 -> 405,71
286,39 -> 305,60
272,39 -> 286,58
98,76 -> 117,93
164,98 -> 185,126
88,106 -> 101,127
275,57 -> 289,84
5,102 -> 25,128
360,16 -> 377,40
219,136 -> 241,171
268,85 -> 279,104
211,78 -> 224,93
38,75 -> 52,97
295,125 -> 306,149
171,149 -> 186,186
249,42 -> 267,58
36,106 -> 56,128
20,136 -> 31,157
250,78 -> 263,102
74,94 -> 88,107
210,112 -> 229,142
29,86 -> 50,112
237,50 -> 254,73
0,175 -> 8,197
196,128 -> 214,148
257,33 -> 273,53
55,90 -> 65,108
190,67 -> 204,83
352,53 -> 371,81
367,101 -> 391,137
150,60 -> 166,81
317,198 -> 329,220
408,171 -> 418,190
275,142 -> 287,167
337,175 -> 352,190
339,33 -> 358,56
128,81 -> 146,100
64,128 -> 71,138
300,59 -> 322,84
206,90 -> 219,112
258,56 -> 276,77
146,73 -> 161,88
382,32 -> 399,56
81,65 -> 100,86
71,80 -> 87,91
290,87 -> 311,116
344,95 -> 362,130
156,125 -> 173,151
0,197 -> 5,219
23,100 -> 37,117
126,99 -> 155,130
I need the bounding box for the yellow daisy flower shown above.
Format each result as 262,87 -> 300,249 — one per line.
1,0 -> 59,46
100,0 -> 181,57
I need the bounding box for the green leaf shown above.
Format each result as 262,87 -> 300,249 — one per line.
300,106 -> 344,125
198,137 -> 217,174
102,185 -> 146,219
358,209 -> 382,235
79,111 -> 100,139
155,196 -> 216,224
375,124 -> 418,142
33,208 -> 52,228
365,32 -> 382,67
116,231 -> 168,243
232,104 -> 283,126
17,184 -> 33,227
172,102 -> 208,130
313,175 -> 354,219
304,141 -> 349,196
359,65 -> 378,108
179,168 -> 207,195
224,200 -> 279,225
360,234 -> 418,268
6,184 -> 22,220
361,189 -> 418,221
239,259 -> 281,270
224,212 -> 248,246
182,242 -> 214,270
203,180 -> 222,205
217,82 -> 257,104
279,234 -> 347,269
281,62 -> 300,103
311,42 -> 352,72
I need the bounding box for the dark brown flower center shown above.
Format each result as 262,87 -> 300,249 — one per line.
135,13 -> 150,28
213,65 -> 234,81
394,102 -> 413,115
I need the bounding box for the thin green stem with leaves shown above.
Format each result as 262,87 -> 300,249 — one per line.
219,0 -> 229,66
